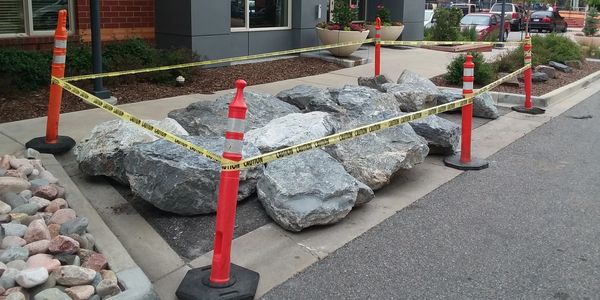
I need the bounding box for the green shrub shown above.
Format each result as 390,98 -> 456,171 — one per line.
583,7 -> 598,37
0,48 -> 51,90
459,26 -> 478,42
492,46 -> 525,73
531,33 -> 583,65
445,51 -> 496,85
65,44 -> 93,76
428,8 -> 463,41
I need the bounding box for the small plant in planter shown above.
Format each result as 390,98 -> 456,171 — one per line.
574,7 -> 600,48
316,1 -> 369,57
366,4 -> 404,41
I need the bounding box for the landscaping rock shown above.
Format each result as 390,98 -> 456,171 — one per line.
48,236 -> 80,255
549,61 -> 572,73
65,285 -> 95,300
409,115 -> 460,154
535,65 -> 557,79
2,224 -> 27,238
0,247 -> 28,263
59,217 -> 88,236
33,288 -> 71,300
44,198 -> 67,214
24,240 -> 50,255
1,237 -> 26,249
81,253 -> 107,272
532,72 -> 549,83
326,114 -> 429,190
6,261 -> 25,271
498,72 -> 522,87
438,90 -> 499,119
31,185 -> 58,200
26,254 -> 61,272
96,278 -> 121,298
75,118 -> 189,185
276,85 -> 342,112
0,201 -> 11,215
15,267 -> 48,288
245,112 -> 337,153
332,85 -> 401,118
0,178 -> 30,195
5,291 -> 26,300
2,193 -> 26,209
48,209 -> 76,225
381,83 -> 438,112
258,150 -> 374,231
11,203 -> 40,215
28,197 -> 50,209
0,268 -> 18,289
125,136 -> 264,215
169,91 -> 300,137
357,75 -> 391,92
564,60 -> 582,69
53,266 -> 96,286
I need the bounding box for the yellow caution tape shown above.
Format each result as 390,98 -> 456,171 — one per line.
63,39 -> 375,82
56,60 -> 529,171
51,77 -> 226,164
223,64 -> 531,170
379,40 -> 524,46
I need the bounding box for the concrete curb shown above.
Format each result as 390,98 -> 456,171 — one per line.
41,154 -> 159,300
443,69 -> 600,108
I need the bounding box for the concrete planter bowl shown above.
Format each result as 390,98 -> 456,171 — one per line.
365,24 -> 404,41
574,35 -> 600,48
316,27 -> 370,57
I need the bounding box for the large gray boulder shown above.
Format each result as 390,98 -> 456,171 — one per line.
275,85 -> 342,113
75,118 -> 189,185
397,69 -> 440,92
331,85 -> 401,118
257,150 -> 374,232
438,89 -> 499,119
381,83 -> 439,112
245,112 -> 337,153
124,136 -> 263,215
327,114 -> 429,190
409,116 -> 460,154
357,75 -> 391,92
168,91 -> 300,137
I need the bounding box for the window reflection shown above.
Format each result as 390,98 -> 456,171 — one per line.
231,0 -> 245,28
32,0 -> 69,31
249,0 -> 288,28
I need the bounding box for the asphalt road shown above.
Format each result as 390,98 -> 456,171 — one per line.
263,95 -> 600,299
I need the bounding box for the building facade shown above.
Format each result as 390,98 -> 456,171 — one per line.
155,0 -> 425,60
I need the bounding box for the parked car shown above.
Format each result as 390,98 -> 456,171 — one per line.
424,9 -> 435,28
490,2 -> 525,31
527,10 -> 568,33
460,13 -> 510,41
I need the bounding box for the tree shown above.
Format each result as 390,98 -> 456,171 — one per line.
583,7 -> 598,36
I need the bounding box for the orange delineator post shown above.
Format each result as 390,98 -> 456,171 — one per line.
46,9 -> 69,144
26,9 -> 76,154
523,36 -> 533,109
511,35 -> 545,115
176,80 -> 259,300
443,55 -> 489,171
375,17 -> 381,76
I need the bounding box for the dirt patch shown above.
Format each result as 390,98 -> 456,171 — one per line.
0,57 -> 342,123
430,61 -> 600,96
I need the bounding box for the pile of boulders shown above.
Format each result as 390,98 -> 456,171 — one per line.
526,60 -> 580,83
0,152 -> 121,300
75,70 -> 502,232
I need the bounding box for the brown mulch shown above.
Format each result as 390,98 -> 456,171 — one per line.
430,61 -> 600,96
0,57 -> 342,123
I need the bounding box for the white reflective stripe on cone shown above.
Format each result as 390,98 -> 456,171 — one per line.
54,39 -> 67,49
53,55 -> 66,64
463,81 -> 474,90
224,139 -> 243,154
227,118 -> 246,133
464,68 -> 474,76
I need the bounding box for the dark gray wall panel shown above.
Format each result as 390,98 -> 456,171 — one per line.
154,0 -> 191,36
155,33 -> 192,50
248,30 -> 294,54
191,0 -> 230,36
293,0 -> 329,29
292,28 -> 320,48
191,34 -> 249,60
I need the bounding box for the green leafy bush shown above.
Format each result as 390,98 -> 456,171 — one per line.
530,33 -> 583,65
492,46 -> 525,73
1,39 -> 196,91
445,51 -> 496,85
459,26 -> 478,42
583,7 -> 598,37
0,48 -> 51,90
428,8 -> 463,41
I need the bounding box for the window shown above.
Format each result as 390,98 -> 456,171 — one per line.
231,0 -> 291,31
0,0 -> 74,37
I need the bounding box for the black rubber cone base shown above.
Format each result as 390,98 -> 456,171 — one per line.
511,106 -> 546,115
25,136 -> 75,154
444,154 -> 489,171
176,264 -> 259,300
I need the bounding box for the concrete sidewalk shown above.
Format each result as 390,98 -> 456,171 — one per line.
0,44 -> 580,300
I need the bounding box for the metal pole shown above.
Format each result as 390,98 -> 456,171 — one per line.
90,0 -> 112,100
499,0 -> 507,42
